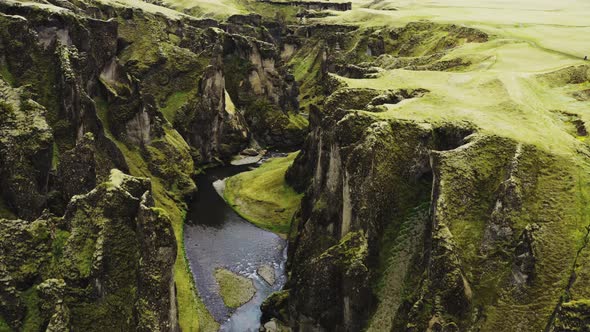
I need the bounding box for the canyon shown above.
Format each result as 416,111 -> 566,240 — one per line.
0,0 -> 590,331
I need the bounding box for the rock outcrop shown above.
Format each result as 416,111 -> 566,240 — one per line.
0,1 -> 311,330
0,170 -> 178,331
262,1 -> 352,12
0,80 -> 53,220
264,78 -> 585,331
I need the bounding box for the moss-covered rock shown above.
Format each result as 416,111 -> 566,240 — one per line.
272,70 -> 587,331
53,132 -> 98,212
552,300 -> 590,331
0,170 -> 179,331
261,290 -> 290,324
214,268 -> 256,309
0,80 -> 53,220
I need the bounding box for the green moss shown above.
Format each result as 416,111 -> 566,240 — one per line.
117,17 -> 165,74
368,203 -> 429,331
0,63 -> 14,87
261,290 -> 289,322
22,287 -> 43,332
317,231 -> 369,267
98,77 -> 132,98
242,99 -> 306,147
288,40 -> 325,113
0,316 -> 11,332
313,195 -> 328,213
286,113 -> 309,130
25,48 -> 72,152
70,292 -> 136,331
51,229 -> 70,262
553,299 -> 590,330
161,91 -> 190,123
76,238 -> 96,278
116,16 -> 208,109
224,152 -> 303,236
214,268 -> 255,309
243,1 -> 299,23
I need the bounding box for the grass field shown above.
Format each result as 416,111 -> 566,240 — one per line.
224,153 -> 303,236
314,1 -> 590,330
325,0 -> 590,57
305,0 -> 590,163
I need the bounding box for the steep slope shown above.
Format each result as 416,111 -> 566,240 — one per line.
0,170 -> 178,331
0,0 -> 307,330
1,0 -> 589,331
260,1 -> 590,331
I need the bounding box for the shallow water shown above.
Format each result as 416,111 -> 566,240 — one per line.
184,165 -> 287,332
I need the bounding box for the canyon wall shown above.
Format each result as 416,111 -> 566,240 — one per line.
0,1 -> 305,329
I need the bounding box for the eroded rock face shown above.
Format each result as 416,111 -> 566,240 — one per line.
267,80 -> 579,331
281,96 -> 439,330
0,0 -> 308,330
55,133 -> 98,207
221,30 -> 305,149
178,64 -> 249,162
0,5 -> 129,220
0,81 -> 53,220
0,170 -> 179,331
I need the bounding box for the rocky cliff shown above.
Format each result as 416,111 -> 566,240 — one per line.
262,18 -> 590,332
0,0 -> 307,330
0,170 -> 177,331
2,0 -> 590,330
267,86 -> 590,332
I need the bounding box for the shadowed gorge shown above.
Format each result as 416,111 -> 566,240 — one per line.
1,0 -> 590,331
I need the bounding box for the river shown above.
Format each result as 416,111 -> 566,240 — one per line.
184,164 -> 287,332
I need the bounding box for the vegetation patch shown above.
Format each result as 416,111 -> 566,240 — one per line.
22,287 -> 42,332
0,316 -> 10,332
0,63 -> 14,87
161,90 -> 190,123
95,97 -> 218,331
224,152 -> 303,235
214,268 -> 256,309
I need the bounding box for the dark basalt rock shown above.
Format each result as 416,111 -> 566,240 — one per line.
227,13 -> 262,27
56,133 -> 97,205
511,224 -> 538,287
0,265 -> 25,330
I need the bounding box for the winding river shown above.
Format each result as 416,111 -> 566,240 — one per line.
184,164 -> 287,331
